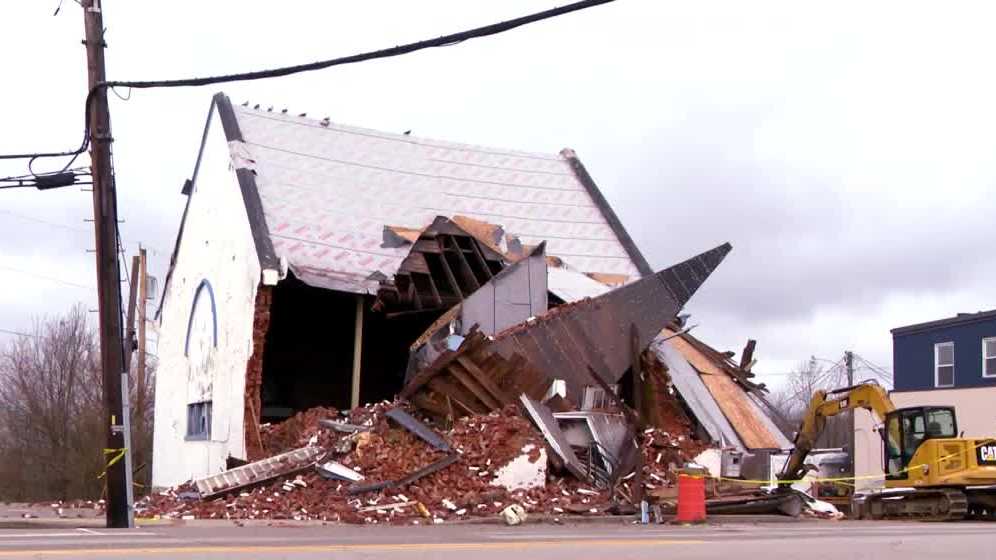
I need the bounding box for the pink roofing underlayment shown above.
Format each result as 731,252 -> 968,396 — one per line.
228,106 -> 643,294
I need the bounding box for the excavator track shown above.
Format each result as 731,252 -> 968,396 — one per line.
965,488 -> 996,520
857,489 -> 968,521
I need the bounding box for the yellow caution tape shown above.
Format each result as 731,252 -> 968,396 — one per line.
681,438 -> 993,486
97,447 -> 127,480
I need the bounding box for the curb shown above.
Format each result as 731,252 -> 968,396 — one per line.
1,514 -> 810,530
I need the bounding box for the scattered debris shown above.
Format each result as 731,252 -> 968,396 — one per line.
251,407 -> 340,460
490,445 -> 547,491
318,419 -> 372,434
519,395 -> 592,483
347,453 -> 460,495
385,408 -> 451,452
316,461 -> 364,482
799,492 -> 845,520
555,411 -> 633,479
501,504 -> 528,526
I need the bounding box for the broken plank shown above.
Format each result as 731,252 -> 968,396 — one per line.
448,362 -> 502,410
318,419 -> 371,433
401,253 -> 431,275
400,330 -> 488,398
431,239 -> 465,300
348,453 -> 460,495
385,408 -> 451,452
446,236 -> 482,291
413,239 -> 441,254
413,393 -> 449,418
456,355 -> 513,405
357,502 -> 418,513
467,238 -> 494,280
428,377 -> 487,414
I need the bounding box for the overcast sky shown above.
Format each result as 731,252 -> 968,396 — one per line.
2,1 -> 994,390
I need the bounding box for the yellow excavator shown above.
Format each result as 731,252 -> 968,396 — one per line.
779,381 -> 996,520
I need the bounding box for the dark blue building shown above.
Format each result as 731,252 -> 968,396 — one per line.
892,310 -> 996,391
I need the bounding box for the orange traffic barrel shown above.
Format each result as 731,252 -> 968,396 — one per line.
675,467 -> 707,523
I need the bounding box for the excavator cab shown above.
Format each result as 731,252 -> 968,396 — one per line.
882,406 -> 957,479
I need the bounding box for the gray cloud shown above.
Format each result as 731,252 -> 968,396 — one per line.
3,0 -> 995,377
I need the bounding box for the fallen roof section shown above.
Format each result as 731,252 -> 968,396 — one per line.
402,243 -> 732,413
488,243 -> 732,399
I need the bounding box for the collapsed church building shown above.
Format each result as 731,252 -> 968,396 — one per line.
151,93 -> 788,499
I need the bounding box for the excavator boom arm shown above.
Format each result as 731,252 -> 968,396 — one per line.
779,383 -> 895,484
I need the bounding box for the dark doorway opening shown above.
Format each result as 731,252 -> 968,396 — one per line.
258,274 -> 442,422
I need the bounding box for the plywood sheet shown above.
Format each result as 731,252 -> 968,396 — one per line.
664,330 -> 724,376
385,225 -> 423,244
699,373 -> 782,449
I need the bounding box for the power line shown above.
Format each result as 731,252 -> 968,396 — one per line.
0,327 -> 38,338
0,167 -> 92,189
855,354 -> 892,377
0,263 -> 94,291
864,358 -> 891,372
0,208 -> 166,254
0,208 -> 89,233
0,0 -> 618,174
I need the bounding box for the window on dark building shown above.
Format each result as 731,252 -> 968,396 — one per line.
934,342 -> 954,388
984,337 -> 996,378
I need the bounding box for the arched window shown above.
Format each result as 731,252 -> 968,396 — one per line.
185,280 -> 217,441
185,279 -> 217,365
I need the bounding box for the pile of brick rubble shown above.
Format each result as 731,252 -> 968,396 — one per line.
139,402 -> 706,524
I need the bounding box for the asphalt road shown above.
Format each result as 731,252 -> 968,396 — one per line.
0,520 -> 993,559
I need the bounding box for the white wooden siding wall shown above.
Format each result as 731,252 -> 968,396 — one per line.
151,112 -> 263,488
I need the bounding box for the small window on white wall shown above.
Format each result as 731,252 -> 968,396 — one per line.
984,338 -> 996,378
186,401 -> 212,440
935,342 -> 954,388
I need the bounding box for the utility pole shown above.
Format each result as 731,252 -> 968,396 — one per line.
844,350 -> 855,482
137,247 -> 148,422
84,0 -> 131,528
124,255 -> 140,373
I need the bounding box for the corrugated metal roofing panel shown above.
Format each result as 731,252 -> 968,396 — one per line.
230,108 -> 642,294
